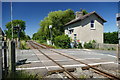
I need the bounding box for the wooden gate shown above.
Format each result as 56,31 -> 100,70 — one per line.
0,28 -> 4,80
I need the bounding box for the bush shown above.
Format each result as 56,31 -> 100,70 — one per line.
78,42 -> 83,49
84,42 -> 93,49
104,32 -> 118,44
54,35 -> 71,49
84,40 -> 96,49
20,41 -> 30,50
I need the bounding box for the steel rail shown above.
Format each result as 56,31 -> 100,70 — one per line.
27,42 -> 50,77
28,41 -> 78,80
51,49 -> 120,80
29,40 -> 120,80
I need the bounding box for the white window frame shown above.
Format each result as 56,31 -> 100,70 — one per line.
90,20 -> 95,30
69,29 -> 74,34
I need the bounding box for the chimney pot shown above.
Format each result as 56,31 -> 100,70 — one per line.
76,11 -> 83,19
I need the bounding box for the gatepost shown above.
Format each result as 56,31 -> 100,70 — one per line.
116,2 -> 120,76
0,27 -> 5,80
0,31 -> 2,80
0,0 -> 2,79
8,40 -> 16,73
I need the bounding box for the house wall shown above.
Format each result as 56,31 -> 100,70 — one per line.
65,14 -> 104,43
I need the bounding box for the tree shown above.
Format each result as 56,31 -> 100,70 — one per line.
104,32 -> 118,44
33,9 -> 75,42
54,35 -> 71,48
5,20 -> 26,39
25,35 -> 31,41
82,10 -> 88,15
32,33 -> 38,40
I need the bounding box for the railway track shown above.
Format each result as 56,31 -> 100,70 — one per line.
28,40 -> 120,80
28,41 -> 78,80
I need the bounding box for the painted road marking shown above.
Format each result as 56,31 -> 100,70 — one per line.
88,62 -> 115,65
27,61 -> 41,63
84,58 -> 101,59
27,58 -> 101,63
16,61 -> 115,70
107,55 -> 117,58
83,49 -> 92,51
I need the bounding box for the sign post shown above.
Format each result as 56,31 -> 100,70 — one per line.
49,25 -> 52,45
116,13 -> 120,76
116,13 -> 120,64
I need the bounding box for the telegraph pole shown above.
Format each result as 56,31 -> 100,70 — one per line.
9,1 -> 16,73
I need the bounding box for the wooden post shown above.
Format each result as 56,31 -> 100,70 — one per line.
118,44 -> 120,71
0,29 -> 4,80
4,41 -> 7,75
118,44 -> 120,64
11,40 -> 16,72
8,40 -> 16,73
0,37 -> 2,80
117,44 -> 120,77
8,40 -> 11,71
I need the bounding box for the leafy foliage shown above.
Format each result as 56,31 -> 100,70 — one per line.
32,32 -> 46,43
84,40 -> 96,49
78,42 -> 83,49
20,40 -> 30,50
25,35 -> 31,40
54,35 -> 71,49
82,10 -> 88,15
32,9 -> 75,42
5,20 -> 26,40
104,32 -> 118,44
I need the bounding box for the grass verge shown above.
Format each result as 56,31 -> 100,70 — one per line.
20,40 -> 30,50
2,71 -> 42,80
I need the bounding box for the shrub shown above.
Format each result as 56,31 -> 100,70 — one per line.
84,40 -> 96,49
54,35 -> 71,49
84,42 -> 93,49
78,42 -> 83,49
20,41 -> 30,50
39,39 -> 46,43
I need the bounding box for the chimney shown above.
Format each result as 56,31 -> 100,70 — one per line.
75,11 -> 83,19
75,8 -> 83,19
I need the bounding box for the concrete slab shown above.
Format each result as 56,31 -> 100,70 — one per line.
16,48 -> 118,77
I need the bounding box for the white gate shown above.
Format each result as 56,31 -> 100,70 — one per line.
0,28 -> 3,80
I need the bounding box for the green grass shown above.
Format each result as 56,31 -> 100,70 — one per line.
35,40 -> 62,49
79,74 -> 87,78
3,71 -> 42,80
20,40 -> 30,50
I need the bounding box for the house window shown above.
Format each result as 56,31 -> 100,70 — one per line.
74,34 -> 77,41
69,29 -> 74,34
91,20 -> 95,29
74,34 -> 77,37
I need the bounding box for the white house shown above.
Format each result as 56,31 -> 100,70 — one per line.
64,11 -> 106,44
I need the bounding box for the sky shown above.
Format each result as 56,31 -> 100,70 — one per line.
2,2 -> 118,38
